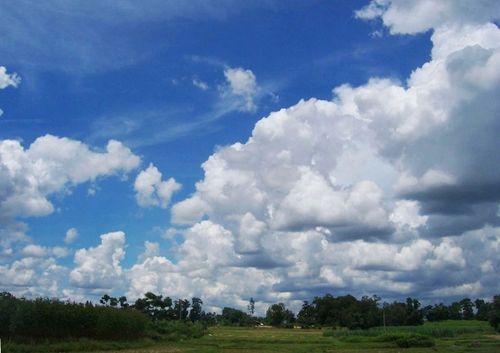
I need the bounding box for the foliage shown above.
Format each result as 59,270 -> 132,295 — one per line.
424,303 -> 450,321
475,299 -> 493,321
393,333 -> 435,348
297,301 -> 317,328
424,297 -> 497,323
297,294 -> 381,329
381,297 -> 423,326
376,332 -> 435,347
0,292 -> 148,341
220,307 -> 254,326
189,297 -> 203,322
247,297 -> 255,316
133,292 -> 174,321
490,295 -> 500,332
323,319 -> 494,339
149,320 -> 206,341
4,323 -> 500,353
2,289 -> 499,352
266,303 -> 295,327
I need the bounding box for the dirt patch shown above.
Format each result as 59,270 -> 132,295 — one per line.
484,334 -> 500,340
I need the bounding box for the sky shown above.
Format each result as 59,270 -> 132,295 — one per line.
0,0 -> 499,314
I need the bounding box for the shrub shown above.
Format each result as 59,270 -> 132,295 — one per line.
375,332 -> 435,347
394,334 -> 435,348
94,307 -> 149,340
0,294 -> 149,342
151,320 -> 206,341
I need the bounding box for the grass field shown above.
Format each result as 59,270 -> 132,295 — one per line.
4,321 -> 499,353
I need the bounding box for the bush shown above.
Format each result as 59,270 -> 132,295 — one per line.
150,320 -> 206,341
394,334 -> 435,348
93,306 -> 149,340
376,333 -> 435,347
0,293 -> 149,342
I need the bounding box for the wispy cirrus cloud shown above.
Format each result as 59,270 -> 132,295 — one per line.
87,62 -> 279,147
0,1 -> 280,73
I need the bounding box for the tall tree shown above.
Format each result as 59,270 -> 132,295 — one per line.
189,297 -> 204,322
460,298 -> 474,320
173,299 -> 190,320
100,294 -> 111,306
490,295 -> 500,332
297,301 -> 316,327
266,303 -> 295,327
221,307 -> 252,326
247,297 -> 255,316
134,292 -> 173,321
405,297 -> 423,325
118,296 -> 129,308
474,299 -> 492,321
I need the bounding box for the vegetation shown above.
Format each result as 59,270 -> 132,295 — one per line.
489,295 -> 500,332
323,319 -> 494,338
6,323 -> 498,353
0,292 -> 149,341
219,306 -> 256,326
0,291 -> 208,350
1,291 -> 499,352
266,302 -> 295,328
297,294 -> 382,329
391,333 -> 436,348
148,321 -> 206,341
295,293 -> 500,330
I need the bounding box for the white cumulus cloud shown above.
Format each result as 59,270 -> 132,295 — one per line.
0,135 -> 140,250
223,67 -> 259,111
4,1 -> 500,310
70,231 -> 126,290
64,228 -> 79,244
134,163 -> 181,208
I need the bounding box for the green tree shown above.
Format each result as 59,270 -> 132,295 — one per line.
266,303 -> 295,327
297,301 -> 316,327
449,301 -> 462,320
100,294 -> 111,306
221,307 -> 253,326
134,292 -> 173,321
173,299 -> 190,320
247,297 -> 255,316
425,303 -> 450,321
490,295 -> 500,332
405,297 -> 423,325
474,299 -> 492,321
189,297 -> 204,322
460,298 -> 474,320
384,301 -> 406,326
118,296 -> 129,308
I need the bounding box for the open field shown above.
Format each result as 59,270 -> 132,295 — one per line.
4,321 -> 499,353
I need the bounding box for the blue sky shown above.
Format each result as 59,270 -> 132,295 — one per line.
0,0 -> 498,311
1,0 -> 429,263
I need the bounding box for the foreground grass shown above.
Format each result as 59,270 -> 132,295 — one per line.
3,321 -> 499,353
2,338 -> 158,353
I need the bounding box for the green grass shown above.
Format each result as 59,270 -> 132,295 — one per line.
324,319 -> 494,338
1,338 -> 158,353
3,321 -> 499,353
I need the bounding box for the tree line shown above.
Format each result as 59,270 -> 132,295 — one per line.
1,291 -> 498,343
104,292 -> 499,331
275,294 -> 500,331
